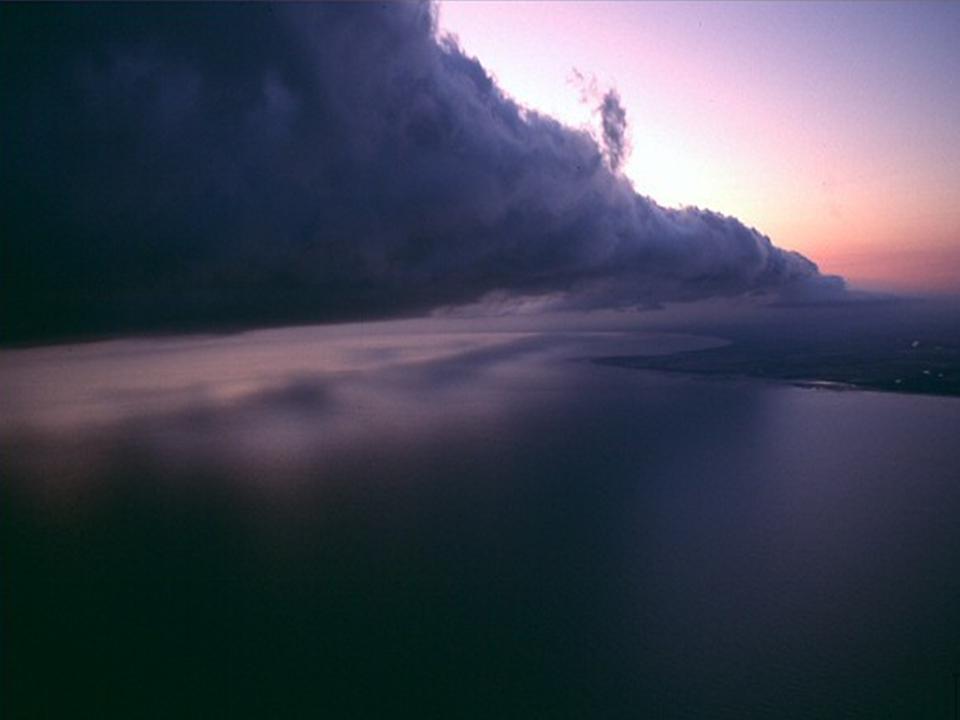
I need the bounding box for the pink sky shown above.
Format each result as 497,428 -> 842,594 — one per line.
439,1 -> 960,293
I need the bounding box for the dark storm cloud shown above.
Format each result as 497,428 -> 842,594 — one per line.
569,68 -> 628,171
599,89 -> 629,173
0,2 -> 844,342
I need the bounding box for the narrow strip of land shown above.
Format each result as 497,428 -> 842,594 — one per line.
595,340 -> 960,398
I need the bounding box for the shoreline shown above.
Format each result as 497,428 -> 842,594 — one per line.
593,355 -> 960,400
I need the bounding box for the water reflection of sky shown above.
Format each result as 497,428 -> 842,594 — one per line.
2,319 -> 959,718
0,322 -> 718,487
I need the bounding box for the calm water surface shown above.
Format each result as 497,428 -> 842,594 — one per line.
2,321 -> 959,718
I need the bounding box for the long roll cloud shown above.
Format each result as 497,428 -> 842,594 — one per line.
1,2 -> 843,342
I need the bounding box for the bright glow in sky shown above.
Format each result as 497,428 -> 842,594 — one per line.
438,1 -> 960,292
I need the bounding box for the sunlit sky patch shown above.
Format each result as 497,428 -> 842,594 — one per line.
438,1 -> 960,292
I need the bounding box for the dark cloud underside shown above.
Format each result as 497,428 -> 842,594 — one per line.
0,2 -> 842,342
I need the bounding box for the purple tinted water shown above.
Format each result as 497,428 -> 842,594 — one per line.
2,323 -> 958,718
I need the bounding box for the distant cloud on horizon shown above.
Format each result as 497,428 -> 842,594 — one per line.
0,2 -> 844,341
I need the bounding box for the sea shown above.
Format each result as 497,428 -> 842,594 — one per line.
2,320 -> 959,718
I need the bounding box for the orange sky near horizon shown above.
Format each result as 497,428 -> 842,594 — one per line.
439,1 -> 960,294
